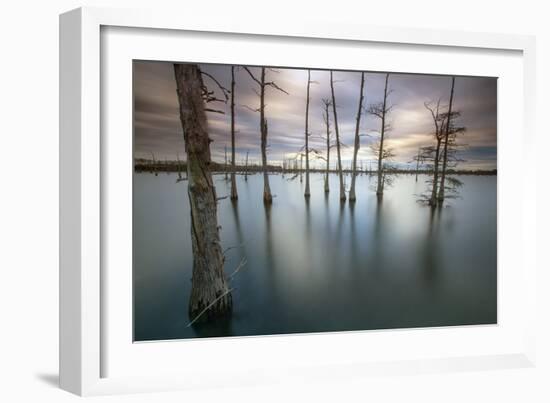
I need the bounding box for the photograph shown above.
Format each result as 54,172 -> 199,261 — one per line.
133,60 -> 497,341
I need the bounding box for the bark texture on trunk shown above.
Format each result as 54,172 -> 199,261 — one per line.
330,71 -> 346,201
230,66 -> 238,200
376,73 -> 390,196
304,70 -> 311,198
438,76 -> 455,204
173,63 -> 232,323
260,67 -> 273,204
349,72 -> 365,202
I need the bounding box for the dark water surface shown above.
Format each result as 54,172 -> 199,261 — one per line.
133,172 -> 497,341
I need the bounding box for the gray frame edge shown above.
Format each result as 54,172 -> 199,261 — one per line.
59,7 -> 83,396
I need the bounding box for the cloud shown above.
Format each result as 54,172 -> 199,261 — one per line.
134,61 -> 497,170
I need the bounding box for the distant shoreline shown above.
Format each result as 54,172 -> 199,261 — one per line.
134,161 -> 497,176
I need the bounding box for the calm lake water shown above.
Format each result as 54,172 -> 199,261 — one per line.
133,172 -> 497,341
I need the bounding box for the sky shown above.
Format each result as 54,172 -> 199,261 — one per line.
134,61 -> 497,171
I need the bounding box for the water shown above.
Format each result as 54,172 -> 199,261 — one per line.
133,172 -> 497,341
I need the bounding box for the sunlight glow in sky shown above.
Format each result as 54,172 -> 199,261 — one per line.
134,61 -> 497,171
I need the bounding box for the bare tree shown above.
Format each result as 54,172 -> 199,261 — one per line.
438,76 -> 456,204
349,72 -> 366,202
304,70 -> 312,198
423,99 -> 445,206
321,99 -> 333,193
368,73 -> 392,196
244,150 -> 249,181
369,141 -> 395,194
414,148 -> 421,181
420,91 -> 466,206
230,66 -> 238,200
330,71 -> 346,202
173,63 -> 232,323
150,151 -> 158,176
224,145 -> 228,181
300,153 -> 303,182
243,67 -> 289,204
438,112 -> 466,202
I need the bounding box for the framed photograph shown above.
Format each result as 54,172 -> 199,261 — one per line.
60,7 -> 537,396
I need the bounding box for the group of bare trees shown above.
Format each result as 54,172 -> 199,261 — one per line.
172,64 -> 292,324
300,70 -> 373,203
416,76 -> 465,207
171,63 -> 463,325
176,66 -> 401,208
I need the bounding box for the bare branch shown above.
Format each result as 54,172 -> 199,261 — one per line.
240,104 -> 260,113
228,257 -> 247,281
265,81 -> 289,95
200,71 -> 230,101
187,288 -> 235,327
222,242 -> 246,256
243,66 -> 261,86
204,108 -> 225,114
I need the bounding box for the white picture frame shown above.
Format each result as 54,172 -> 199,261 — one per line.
59,6 -> 537,396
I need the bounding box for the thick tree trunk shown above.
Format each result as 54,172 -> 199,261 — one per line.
173,63 -> 232,323
376,73 -> 390,196
349,72 -> 365,202
304,70 -> 311,198
330,71 -> 346,202
260,67 -> 273,204
230,66 -> 238,200
438,76 -> 455,204
324,102 -> 330,193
